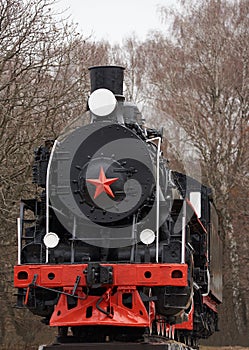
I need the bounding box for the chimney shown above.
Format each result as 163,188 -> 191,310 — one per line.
88,65 -> 125,99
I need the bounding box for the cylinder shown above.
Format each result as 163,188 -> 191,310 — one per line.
89,65 -> 125,95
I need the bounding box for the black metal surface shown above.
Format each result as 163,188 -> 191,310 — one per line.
172,171 -> 212,230
89,65 -> 125,95
33,140 -> 54,187
69,122 -> 155,225
84,263 -> 113,288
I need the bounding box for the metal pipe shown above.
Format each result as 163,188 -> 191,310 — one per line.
146,137 -> 161,263
45,247 -> 49,264
181,200 -> 187,264
45,140 -> 58,263
71,216 -> 76,263
17,217 -> 21,265
201,269 -> 211,296
130,215 -> 136,263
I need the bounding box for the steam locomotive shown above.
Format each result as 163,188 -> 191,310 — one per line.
14,66 -> 222,347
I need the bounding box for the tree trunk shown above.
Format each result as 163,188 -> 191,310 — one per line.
222,209 -> 246,337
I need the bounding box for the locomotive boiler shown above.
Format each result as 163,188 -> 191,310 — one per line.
14,66 -> 222,347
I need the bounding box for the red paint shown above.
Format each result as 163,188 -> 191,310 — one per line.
203,295 -> 218,313
175,304 -> 194,330
14,263 -> 190,329
186,198 -> 207,234
86,166 -> 118,198
14,263 -> 188,288
50,286 -> 152,327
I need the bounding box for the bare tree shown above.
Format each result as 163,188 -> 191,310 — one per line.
111,0 -> 249,344
0,0 -> 109,347
110,36 -> 153,107
136,0 -> 249,344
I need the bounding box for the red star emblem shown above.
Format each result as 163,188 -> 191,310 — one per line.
86,167 -> 119,199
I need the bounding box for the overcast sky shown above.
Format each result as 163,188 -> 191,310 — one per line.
53,0 -> 177,44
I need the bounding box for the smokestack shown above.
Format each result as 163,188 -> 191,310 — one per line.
88,65 -> 125,97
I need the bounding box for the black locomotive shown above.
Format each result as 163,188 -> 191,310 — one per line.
14,66 -> 222,346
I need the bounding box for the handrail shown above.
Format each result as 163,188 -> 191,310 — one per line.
146,137 -> 161,263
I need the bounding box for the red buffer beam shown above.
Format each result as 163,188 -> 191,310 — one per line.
14,263 -> 188,289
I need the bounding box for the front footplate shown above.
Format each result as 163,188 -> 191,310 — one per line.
39,339 -> 194,350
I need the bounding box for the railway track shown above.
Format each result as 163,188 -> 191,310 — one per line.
39,336 -> 195,350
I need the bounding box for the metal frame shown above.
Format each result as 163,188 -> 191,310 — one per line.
14,263 -> 188,289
